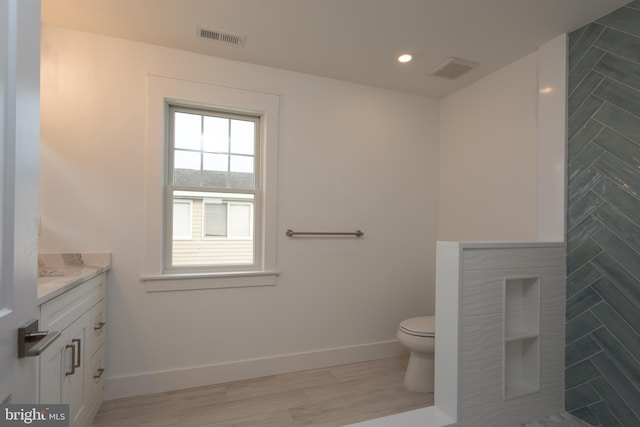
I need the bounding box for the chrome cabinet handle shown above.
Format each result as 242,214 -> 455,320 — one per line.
65,344 -> 76,376
72,338 -> 81,369
18,319 -> 60,358
93,368 -> 105,379
94,322 -> 106,331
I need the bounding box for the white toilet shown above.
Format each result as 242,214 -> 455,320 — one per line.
397,316 -> 435,392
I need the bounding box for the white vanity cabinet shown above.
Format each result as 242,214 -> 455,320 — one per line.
38,272 -> 107,427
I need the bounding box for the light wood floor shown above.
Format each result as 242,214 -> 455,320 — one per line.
92,355 -> 433,427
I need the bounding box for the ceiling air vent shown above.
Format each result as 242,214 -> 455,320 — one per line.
197,26 -> 245,46
430,57 -> 478,79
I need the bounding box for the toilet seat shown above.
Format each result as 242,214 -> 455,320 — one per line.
399,316 -> 435,338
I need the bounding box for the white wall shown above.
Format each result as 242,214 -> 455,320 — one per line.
537,35 -> 567,242
438,51 -> 539,241
39,26 -> 440,398
350,35 -> 567,427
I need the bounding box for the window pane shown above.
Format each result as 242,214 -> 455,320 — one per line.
230,119 -> 255,155
202,154 -> 229,188
174,150 -> 201,170
174,112 -> 201,150
203,116 -> 229,153
173,201 -> 191,239
203,153 -> 228,172
171,191 -> 255,267
205,203 -> 227,237
228,204 -> 251,237
230,155 -> 253,173
174,150 -> 201,186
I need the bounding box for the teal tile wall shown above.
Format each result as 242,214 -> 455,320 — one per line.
566,2 -> 640,426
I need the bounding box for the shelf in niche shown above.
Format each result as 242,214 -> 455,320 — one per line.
504,379 -> 539,399
503,276 -> 540,400
504,336 -> 540,399
505,331 -> 539,342
504,276 -> 540,338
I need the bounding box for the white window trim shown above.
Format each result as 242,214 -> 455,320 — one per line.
143,75 -> 279,291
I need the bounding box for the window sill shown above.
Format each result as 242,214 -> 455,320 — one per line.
142,271 -> 278,292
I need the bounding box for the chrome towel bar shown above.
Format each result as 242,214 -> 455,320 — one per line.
286,229 -> 364,237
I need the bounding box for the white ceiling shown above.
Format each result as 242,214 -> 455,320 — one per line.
41,0 -> 629,99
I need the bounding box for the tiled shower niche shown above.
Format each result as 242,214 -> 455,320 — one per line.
504,276 -> 540,399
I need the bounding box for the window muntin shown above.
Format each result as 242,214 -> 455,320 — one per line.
167,105 -> 259,270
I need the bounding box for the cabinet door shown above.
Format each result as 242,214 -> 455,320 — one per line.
39,333 -> 66,404
40,318 -> 86,412
63,312 -> 88,427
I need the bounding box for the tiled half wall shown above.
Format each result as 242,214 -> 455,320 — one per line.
566,1 -> 640,426
456,243 -> 566,427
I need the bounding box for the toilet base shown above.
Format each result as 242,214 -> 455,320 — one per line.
403,351 -> 434,393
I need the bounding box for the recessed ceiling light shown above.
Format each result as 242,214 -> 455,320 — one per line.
398,54 -> 413,63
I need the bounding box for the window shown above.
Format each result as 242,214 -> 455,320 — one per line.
203,199 -> 253,239
172,200 -> 192,240
227,203 -> 253,238
144,76 -> 278,290
204,201 -> 227,237
167,106 -> 259,270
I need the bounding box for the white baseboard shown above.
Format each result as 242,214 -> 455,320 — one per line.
105,340 -> 406,400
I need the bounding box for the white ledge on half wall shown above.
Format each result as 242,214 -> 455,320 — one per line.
346,406 -> 456,427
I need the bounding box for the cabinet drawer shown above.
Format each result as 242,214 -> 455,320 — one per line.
87,344 -> 105,408
86,299 -> 106,357
40,273 -> 106,333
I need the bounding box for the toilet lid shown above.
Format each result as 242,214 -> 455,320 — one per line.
399,316 -> 435,337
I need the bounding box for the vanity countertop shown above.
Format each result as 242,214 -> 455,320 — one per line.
37,253 -> 111,305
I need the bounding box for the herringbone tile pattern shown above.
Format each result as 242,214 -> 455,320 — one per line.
566,2 -> 640,426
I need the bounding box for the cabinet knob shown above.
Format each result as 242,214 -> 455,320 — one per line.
94,322 -> 106,331
94,368 -> 105,379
